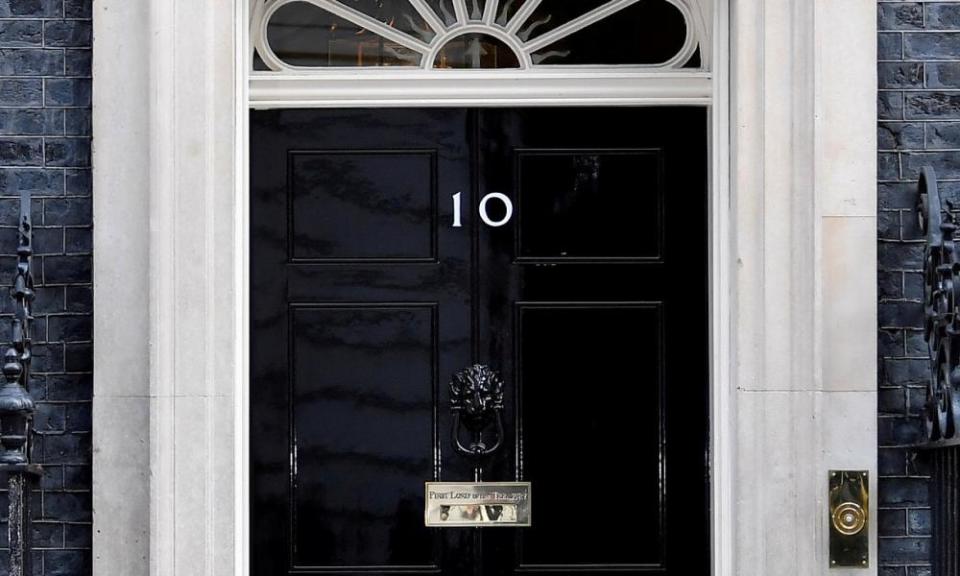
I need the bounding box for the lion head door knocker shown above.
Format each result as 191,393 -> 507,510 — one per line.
450,364 -> 505,467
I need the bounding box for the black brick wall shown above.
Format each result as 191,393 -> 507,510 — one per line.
0,0 -> 91,574
875,1 -> 960,574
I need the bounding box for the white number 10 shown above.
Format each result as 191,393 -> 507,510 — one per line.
452,192 -> 514,228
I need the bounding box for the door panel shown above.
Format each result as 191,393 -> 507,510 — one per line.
251,109 -> 473,576
251,107 -> 709,576
477,108 -> 709,575
515,150 -> 663,261
290,304 -> 437,568
288,151 -> 438,262
516,304 -> 665,567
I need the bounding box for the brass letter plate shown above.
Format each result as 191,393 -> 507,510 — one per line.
425,482 -> 531,527
829,470 -> 869,568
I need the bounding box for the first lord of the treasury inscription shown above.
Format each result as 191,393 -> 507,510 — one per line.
425,482 -> 532,527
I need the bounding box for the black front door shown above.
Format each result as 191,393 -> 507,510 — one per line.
250,108 -> 709,576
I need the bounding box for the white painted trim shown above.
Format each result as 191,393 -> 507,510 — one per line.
410,0 -> 448,36
236,0 -> 251,575
249,70 -> 711,107
453,0 -> 469,25
482,0 -> 499,25
504,0 -> 540,35
709,1 -> 732,575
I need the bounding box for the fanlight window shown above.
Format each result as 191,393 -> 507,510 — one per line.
251,0 -> 710,71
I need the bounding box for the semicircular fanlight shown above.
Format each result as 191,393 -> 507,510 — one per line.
433,33 -> 521,69
253,0 -> 706,71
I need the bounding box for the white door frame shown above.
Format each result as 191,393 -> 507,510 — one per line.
91,1 -> 877,576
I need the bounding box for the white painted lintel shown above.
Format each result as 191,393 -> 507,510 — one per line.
249,72 -> 712,108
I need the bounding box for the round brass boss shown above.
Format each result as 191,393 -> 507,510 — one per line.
832,502 -> 867,536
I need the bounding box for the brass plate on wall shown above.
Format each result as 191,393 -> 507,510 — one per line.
829,470 -> 869,568
425,482 -> 531,527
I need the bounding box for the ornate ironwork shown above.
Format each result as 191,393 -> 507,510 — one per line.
450,363 -> 505,468
917,166 -> 960,443
0,188 -> 39,576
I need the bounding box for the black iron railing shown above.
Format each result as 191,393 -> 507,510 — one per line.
918,166 -> 960,575
0,188 -> 39,576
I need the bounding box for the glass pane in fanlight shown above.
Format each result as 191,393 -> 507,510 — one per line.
465,0 -> 486,20
531,1 -> 688,65
345,0 -> 436,42
495,0 -> 527,26
253,50 -> 270,71
517,0 -> 609,42
267,2 -> 422,67
424,0 -> 458,26
433,34 -> 520,68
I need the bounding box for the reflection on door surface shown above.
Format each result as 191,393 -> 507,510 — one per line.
250,108 -> 710,576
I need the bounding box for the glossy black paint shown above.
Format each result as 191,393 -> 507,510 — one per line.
251,108 -> 710,576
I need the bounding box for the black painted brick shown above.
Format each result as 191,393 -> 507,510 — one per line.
906,92 -> 960,119
881,448 -> 908,476
879,242 -> 924,269
0,169 -> 62,197
926,62 -> 960,88
0,3 -> 94,572
63,50 -> 87,77
880,182 -> 917,209
880,416 -> 926,446
879,537 -> 932,563
42,256 -> 89,284
926,3 -> 960,29
879,3 -> 925,30
44,79 -> 90,107
44,550 -> 90,576
0,0 -> 61,18
63,109 -> 88,137
43,198 -> 88,226
64,170 -> 89,196
880,210 -> 901,239
877,15 -> 938,554
881,91 -> 905,120
880,62 -> 925,88
42,21 -> 89,48
880,122 -> 925,150
0,20 -> 40,47
908,509 -> 932,535
880,477 -> 931,507
880,33 -> 903,60
43,139 -> 89,168
44,374 -> 90,403
905,32 -> 960,59
0,48 -> 62,75
0,138 -> 42,166
880,152 -> 901,179
881,509 -> 908,536
0,110 -> 62,136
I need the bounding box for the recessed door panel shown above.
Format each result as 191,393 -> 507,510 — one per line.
289,151 -> 437,262
517,304 -> 665,568
516,150 -> 663,261
251,107 -> 709,576
290,305 -> 437,568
